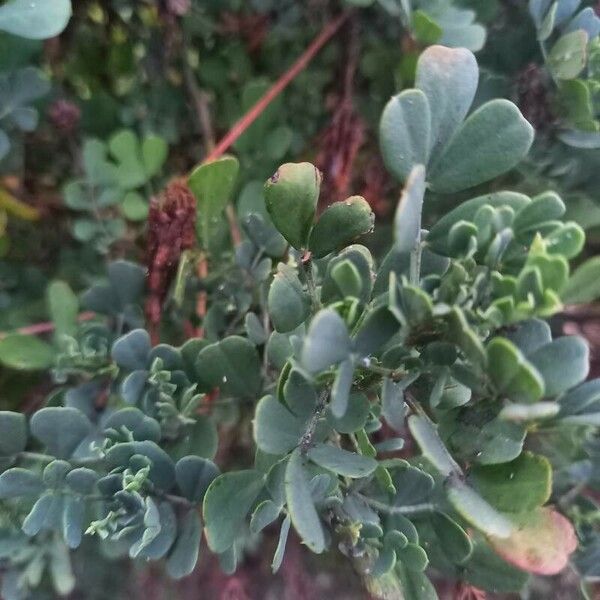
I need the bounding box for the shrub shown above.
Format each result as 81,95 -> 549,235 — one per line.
0,43 -> 598,600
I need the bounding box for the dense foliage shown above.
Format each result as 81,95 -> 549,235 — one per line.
2,1 -> 600,600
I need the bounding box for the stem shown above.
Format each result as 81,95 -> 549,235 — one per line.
300,387 -> 329,454
19,452 -> 103,467
0,312 -> 96,340
195,252 -> 209,338
409,238 -> 422,286
204,10 -> 352,162
359,495 -> 436,516
300,254 -> 321,312
19,452 -> 54,463
360,360 -> 407,383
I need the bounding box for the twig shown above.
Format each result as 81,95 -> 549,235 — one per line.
300,387 -> 330,454
300,252 -> 321,313
195,252 -> 208,337
0,311 -> 96,340
358,494 -> 436,516
204,10 -> 352,162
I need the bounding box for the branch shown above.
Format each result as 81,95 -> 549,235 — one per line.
0,311 -> 96,340
204,10 -> 352,162
358,494 -> 436,516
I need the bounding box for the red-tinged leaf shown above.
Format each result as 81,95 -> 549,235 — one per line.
488,507 -> 577,575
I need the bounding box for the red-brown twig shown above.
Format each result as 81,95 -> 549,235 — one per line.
193,10 -> 350,337
0,311 -> 96,340
204,10 -> 352,162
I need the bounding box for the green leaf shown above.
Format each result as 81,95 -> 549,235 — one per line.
330,260 -> 363,299
188,155 -> 239,248
353,305 -> 399,357
137,501 -> 177,560
528,336 -> 589,396
203,470 -> 264,553
108,130 -> 146,190
169,416 -> 218,460
250,500 -> 281,534
0,334 -> 54,370
486,337 -> 545,403
441,407 -> 526,465
301,309 -> 351,374
470,452 -> 552,513
408,414 -> 461,477
380,89 -> 431,183
166,510 -> 202,579
285,448 -> 326,553
175,456 -> 219,503
196,336 -> 262,397
307,443 -> 377,478
429,100 -> 534,193
382,379 -> 406,432
395,562 -> 438,599
322,245 -> 374,306
272,515 -> 291,573
463,536 -> 529,593
558,378 -> 600,423
308,196 -> 374,258
327,391 -> 370,434
63,495 -> 85,549
141,135 -> 168,178
111,329 -> 151,371
268,264 -> 310,333
412,10 -> 443,45
103,408 -> 161,443
30,407 -> 92,459
447,480 -> 514,538
394,165 -> 425,254
427,192 -> 530,251
545,222 -> 584,259
264,162 -> 321,250
415,45 -> 478,163
547,30 -> 588,79
0,411 -> 27,456
0,468 -> 43,498
106,441 -> 176,490
121,191 -> 148,221
562,257 -> 600,303
428,512 -> 473,564
488,507 -> 577,575
244,313 -> 267,345
513,191 -> 565,232
331,359 -> 354,419
0,0 -> 72,39
47,281 -> 78,340
23,492 -> 63,536
253,395 -> 306,455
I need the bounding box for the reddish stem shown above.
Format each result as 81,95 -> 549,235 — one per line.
0,311 -> 96,340
204,10 -> 351,162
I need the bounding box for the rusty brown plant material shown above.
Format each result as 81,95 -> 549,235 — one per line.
515,62 -> 556,132
48,99 -> 81,134
315,17 -> 365,206
452,582 -> 487,600
315,99 -> 366,205
360,156 -> 393,217
219,12 -> 269,54
165,0 -> 191,16
146,179 -> 196,342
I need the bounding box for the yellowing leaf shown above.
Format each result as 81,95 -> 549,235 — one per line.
489,507 -> 577,575
0,187 -> 39,221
